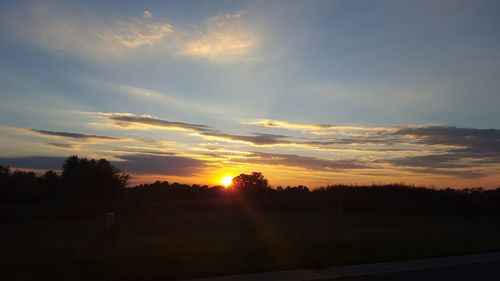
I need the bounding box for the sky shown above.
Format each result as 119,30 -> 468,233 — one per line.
0,0 -> 499,188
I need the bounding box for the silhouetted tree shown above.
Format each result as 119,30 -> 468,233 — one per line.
4,157 -> 500,215
39,170 -> 61,197
11,171 -> 37,188
232,172 -> 270,193
62,155 -> 129,198
0,166 -> 10,188
41,170 -> 59,185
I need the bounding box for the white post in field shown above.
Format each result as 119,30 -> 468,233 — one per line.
106,212 -> 116,235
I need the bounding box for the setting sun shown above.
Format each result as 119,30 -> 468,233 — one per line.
220,175 -> 233,188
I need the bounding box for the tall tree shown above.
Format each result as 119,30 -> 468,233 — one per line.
62,156 -> 129,198
231,172 -> 269,193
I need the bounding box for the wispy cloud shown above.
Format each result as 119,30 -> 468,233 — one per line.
240,152 -> 368,171
107,14 -> 173,49
87,81 -> 237,118
24,127 -> 174,152
23,5 -> 173,58
106,113 -> 210,131
181,11 -> 258,62
12,4 -> 258,63
404,168 -> 484,179
248,119 -> 394,137
116,154 -> 206,176
386,154 -> 468,169
12,115 -> 500,185
0,156 -> 66,170
92,112 -> 420,149
30,129 -> 120,140
383,126 -> 500,176
199,131 -> 291,146
48,143 -> 80,149
98,112 -> 294,146
0,153 -> 207,177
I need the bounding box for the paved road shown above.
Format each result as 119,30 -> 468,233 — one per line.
338,260 -> 500,281
188,252 -> 500,281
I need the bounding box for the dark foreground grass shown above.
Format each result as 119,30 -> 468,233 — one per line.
1,206 -> 500,280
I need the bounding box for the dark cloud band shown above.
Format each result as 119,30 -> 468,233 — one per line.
0,154 -> 207,177
31,129 -> 120,140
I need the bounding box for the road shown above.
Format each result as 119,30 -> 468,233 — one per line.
188,252 -> 500,281
339,260 -> 500,281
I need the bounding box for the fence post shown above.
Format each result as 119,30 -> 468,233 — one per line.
105,212 -> 116,236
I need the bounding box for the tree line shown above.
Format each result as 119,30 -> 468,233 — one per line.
1,156 -> 500,214
0,156 -> 127,200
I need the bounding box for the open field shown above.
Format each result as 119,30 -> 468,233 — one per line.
2,201 -> 500,280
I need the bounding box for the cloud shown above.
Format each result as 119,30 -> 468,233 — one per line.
30,129 -> 120,140
104,113 -> 405,148
26,127 -> 176,154
12,4 -> 258,63
86,81 -> 232,118
381,126 -> 500,177
248,119 -> 394,137
100,113 -> 293,145
3,119 -> 500,185
393,126 -> 500,161
395,126 -> 500,150
0,153 -> 207,177
240,152 -> 368,170
116,154 -> 206,176
110,149 -> 176,156
199,131 -> 291,146
181,11 -> 258,62
143,10 -> 153,19
108,114 -> 210,131
405,168 -> 484,179
386,154 -> 468,169
23,5 -> 173,58
48,143 -> 80,149
37,112 -> 499,182
0,156 -> 66,170
98,112 -> 412,148
108,17 -> 172,49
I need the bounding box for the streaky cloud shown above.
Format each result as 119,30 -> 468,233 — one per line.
200,131 -> 291,145
0,153 -> 207,178
241,151 -> 368,170
0,156 -> 66,170
23,4 -> 173,58
181,10 -> 258,63
109,114 -> 211,131
248,119 -> 394,136
30,129 -> 120,140
392,126 -> 500,164
116,154 -> 206,176
48,143 -> 79,149
404,168 -> 485,179
382,126 -> 500,178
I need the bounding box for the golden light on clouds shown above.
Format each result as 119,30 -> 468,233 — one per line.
17,4 -> 259,63
183,32 -> 257,60
110,18 -> 173,48
28,6 -> 173,58
1,1 -> 499,190
182,11 -> 258,62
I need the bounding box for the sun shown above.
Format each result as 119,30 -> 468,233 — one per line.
220,175 -> 233,188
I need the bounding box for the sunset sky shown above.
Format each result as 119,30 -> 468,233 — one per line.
1,0 -> 499,188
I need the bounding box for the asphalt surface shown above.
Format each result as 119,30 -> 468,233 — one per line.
188,252 -> 500,281
338,260 -> 500,281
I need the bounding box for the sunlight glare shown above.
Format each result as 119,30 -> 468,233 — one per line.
220,175 -> 233,188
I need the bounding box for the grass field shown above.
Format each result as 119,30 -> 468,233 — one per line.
2,203 -> 500,281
